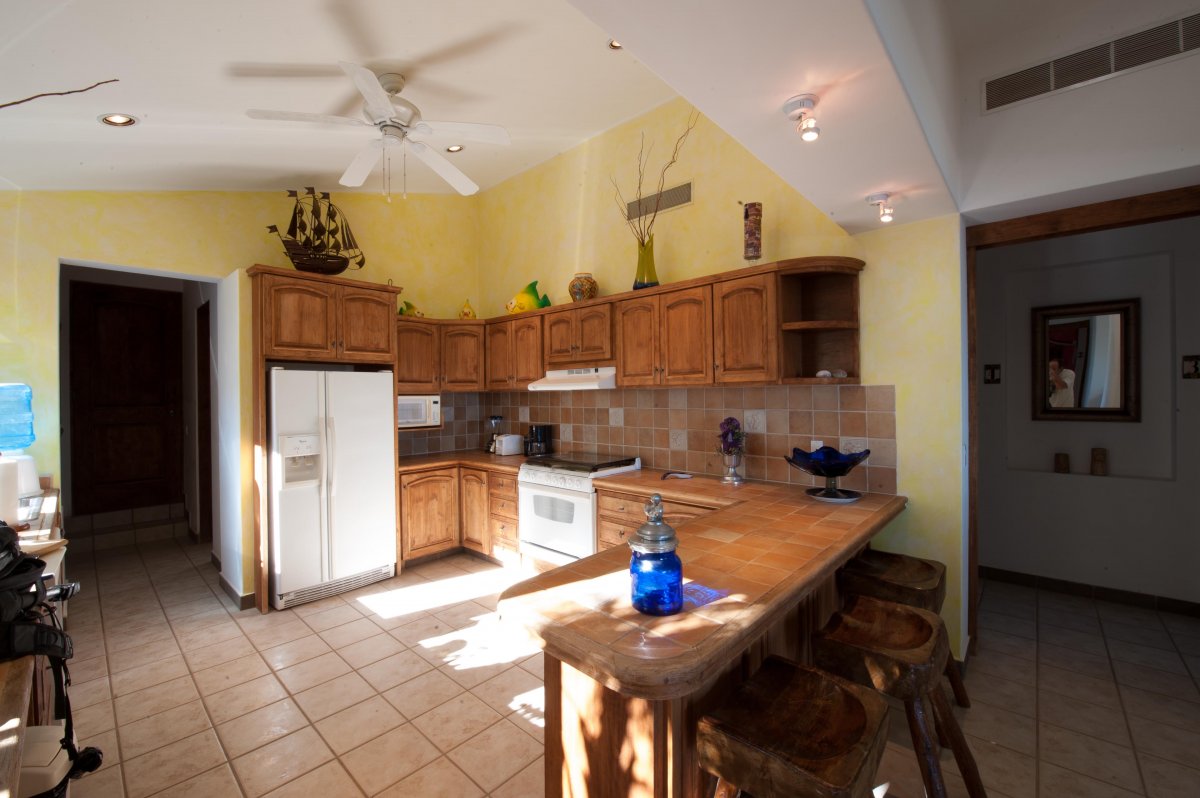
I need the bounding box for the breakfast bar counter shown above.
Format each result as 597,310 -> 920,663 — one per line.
499,472 -> 906,798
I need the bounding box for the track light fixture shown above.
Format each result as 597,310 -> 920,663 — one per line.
782,94 -> 820,142
866,193 -> 895,223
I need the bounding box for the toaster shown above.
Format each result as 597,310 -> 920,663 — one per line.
495,434 -> 525,456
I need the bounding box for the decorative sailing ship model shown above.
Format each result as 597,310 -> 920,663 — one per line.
268,188 -> 365,275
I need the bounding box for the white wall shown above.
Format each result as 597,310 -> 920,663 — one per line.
977,217 -> 1200,601
215,271 -> 242,596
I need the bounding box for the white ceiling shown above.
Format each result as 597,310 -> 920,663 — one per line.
3,0 -> 1199,232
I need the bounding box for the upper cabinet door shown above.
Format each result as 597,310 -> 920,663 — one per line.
615,296 -> 659,386
576,304 -> 613,361
660,286 -> 713,385
543,311 -> 577,364
261,275 -> 338,360
713,274 -> 778,383
337,286 -> 397,363
441,324 -> 485,391
485,321 -> 513,390
395,319 -> 440,393
511,316 -> 544,388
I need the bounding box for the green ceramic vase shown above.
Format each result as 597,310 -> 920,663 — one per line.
633,234 -> 659,290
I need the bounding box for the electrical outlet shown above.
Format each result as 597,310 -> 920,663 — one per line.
810,439 -> 824,450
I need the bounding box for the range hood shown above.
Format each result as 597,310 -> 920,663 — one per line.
528,367 -> 617,391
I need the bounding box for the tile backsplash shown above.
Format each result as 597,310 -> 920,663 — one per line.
481,385 -> 898,493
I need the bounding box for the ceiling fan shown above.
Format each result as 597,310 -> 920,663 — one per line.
247,62 -> 509,195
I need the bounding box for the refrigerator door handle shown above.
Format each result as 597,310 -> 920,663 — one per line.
327,416 -> 338,498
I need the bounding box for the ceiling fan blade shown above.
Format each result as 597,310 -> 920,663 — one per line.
247,109 -> 368,127
340,139 -> 384,187
340,61 -> 395,124
406,140 -> 479,196
413,121 -> 510,146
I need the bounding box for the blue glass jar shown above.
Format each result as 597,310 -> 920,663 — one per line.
630,494 -> 683,616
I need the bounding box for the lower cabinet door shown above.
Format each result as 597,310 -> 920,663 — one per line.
460,468 -> 489,554
400,468 -> 460,560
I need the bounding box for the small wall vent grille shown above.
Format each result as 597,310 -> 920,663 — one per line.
626,182 -> 692,221
985,12 -> 1200,111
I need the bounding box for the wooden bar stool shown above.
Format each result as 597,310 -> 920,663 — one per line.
840,548 -> 971,707
813,594 -> 987,798
697,656 -> 889,798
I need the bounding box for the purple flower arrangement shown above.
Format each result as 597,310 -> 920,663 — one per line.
716,417 -> 746,456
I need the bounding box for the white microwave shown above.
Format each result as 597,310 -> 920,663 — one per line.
396,394 -> 441,429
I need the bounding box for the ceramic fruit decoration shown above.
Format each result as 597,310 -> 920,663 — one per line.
398,300 -> 424,317
458,300 -> 477,319
505,281 -> 551,314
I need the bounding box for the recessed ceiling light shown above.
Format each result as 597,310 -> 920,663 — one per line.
607,39 -> 623,50
446,145 -> 464,153
99,113 -> 137,127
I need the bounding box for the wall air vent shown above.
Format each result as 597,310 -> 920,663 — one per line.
626,181 -> 692,221
984,12 -> 1200,111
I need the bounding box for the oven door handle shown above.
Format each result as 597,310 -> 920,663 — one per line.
517,480 -> 595,501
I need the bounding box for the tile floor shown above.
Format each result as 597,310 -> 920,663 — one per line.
60,539 -> 1200,797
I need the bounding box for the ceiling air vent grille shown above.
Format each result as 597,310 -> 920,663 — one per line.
626,182 -> 692,221
1183,13 -> 1200,51
984,13 -> 1200,111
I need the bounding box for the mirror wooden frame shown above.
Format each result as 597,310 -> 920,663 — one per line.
1031,298 -> 1140,421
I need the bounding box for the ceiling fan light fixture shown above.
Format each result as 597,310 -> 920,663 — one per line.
99,113 -> 137,127
867,193 -> 895,223
446,145 -> 464,153
782,94 -> 819,142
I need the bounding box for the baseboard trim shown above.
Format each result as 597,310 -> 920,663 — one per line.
981,566 -> 1200,618
211,551 -> 221,570
219,572 -> 255,611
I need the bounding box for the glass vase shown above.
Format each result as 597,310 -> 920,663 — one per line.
633,234 -> 659,290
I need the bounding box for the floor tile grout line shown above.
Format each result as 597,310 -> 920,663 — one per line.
1092,588 -> 1151,797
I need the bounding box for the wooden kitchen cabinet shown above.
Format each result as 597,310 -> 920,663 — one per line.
440,323 -> 485,391
777,260 -> 863,383
595,490 -> 718,550
254,269 -> 398,364
544,304 -> 612,365
485,316 -> 544,390
488,471 -> 519,559
395,318 -> 440,393
615,286 -> 712,386
713,273 -> 778,383
400,467 -> 460,560
460,467 -> 490,554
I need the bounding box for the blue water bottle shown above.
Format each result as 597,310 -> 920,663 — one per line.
629,494 -> 683,616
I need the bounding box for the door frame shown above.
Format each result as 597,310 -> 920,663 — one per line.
964,184 -> 1200,652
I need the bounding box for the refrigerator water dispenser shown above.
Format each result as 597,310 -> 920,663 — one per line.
280,434 -> 320,483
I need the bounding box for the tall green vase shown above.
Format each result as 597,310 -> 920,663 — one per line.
633,234 -> 659,290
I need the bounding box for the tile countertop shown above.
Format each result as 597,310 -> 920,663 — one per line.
396,450 -> 526,475
499,469 -> 907,700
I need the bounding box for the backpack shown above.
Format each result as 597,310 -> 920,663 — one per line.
0,522 -> 102,796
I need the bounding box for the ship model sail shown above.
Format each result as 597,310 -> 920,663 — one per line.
268,188 -> 365,275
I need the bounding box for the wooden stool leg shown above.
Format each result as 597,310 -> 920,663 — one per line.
713,778 -> 741,798
930,686 -> 988,798
904,694 -> 949,798
945,657 -> 971,707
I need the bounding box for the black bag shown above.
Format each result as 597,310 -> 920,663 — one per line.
0,522 -> 102,793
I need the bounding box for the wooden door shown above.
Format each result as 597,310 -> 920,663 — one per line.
615,296 -> 659,386
441,324 -> 485,391
543,311 -> 577,364
338,285 -> 396,363
400,468 -> 460,560
713,274 -> 778,383
485,322 -> 513,390
661,286 -> 713,385
460,468 -> 489,554
511,316 -> 544,388
395,319 -> 439,393
576,304 -> 613,360
69,282 -> 183,514
261,275 -> 337,360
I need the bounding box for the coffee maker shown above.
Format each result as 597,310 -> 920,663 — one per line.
526,424 -> 553,456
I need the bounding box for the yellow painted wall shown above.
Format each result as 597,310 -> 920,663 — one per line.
476,98 -> 855,315
855,214 -> 967,651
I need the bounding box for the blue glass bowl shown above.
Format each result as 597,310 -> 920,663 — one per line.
785,446 -> 871,478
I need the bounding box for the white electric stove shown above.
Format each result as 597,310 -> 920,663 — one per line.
517,453 -> 641,564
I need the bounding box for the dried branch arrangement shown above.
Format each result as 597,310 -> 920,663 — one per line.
611,111 -> 699,246
0,79 -> 119,111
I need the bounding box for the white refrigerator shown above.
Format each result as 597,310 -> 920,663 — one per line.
268,367 -> 397,609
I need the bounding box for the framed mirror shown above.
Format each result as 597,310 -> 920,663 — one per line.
1031,298 -> 1140,421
